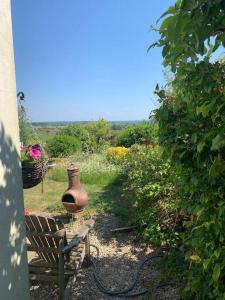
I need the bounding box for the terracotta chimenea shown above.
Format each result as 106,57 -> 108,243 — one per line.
62,165 -> 88,213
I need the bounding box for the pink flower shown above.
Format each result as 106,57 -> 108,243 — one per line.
20,146 -> 28,151
29,149 -> 41,159
24,208 -> 29,216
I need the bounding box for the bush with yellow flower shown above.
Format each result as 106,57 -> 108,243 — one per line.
106,146 -> 129,164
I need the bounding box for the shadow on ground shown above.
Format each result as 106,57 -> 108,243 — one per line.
89,175 -> 133,219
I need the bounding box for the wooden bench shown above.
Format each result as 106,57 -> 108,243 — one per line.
25,215 -> 94,299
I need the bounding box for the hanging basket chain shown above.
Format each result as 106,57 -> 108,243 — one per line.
17,92 -> 48,156
17,92 -> 48,189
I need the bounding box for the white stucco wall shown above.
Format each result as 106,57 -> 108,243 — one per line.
0,0 -> 29,298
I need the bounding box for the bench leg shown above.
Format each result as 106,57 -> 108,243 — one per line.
84,234 -> 91,267
58,241 -> 65,300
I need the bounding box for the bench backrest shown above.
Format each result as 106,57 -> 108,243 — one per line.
25,215 -> 67,264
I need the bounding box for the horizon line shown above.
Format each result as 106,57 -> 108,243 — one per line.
32,119 -> 150,124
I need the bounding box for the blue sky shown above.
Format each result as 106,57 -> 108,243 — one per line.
11,0 -> 174,122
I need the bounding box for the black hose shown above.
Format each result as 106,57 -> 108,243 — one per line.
90,244 -> 164,298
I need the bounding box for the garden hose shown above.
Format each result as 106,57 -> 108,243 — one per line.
90,244 -> 165,298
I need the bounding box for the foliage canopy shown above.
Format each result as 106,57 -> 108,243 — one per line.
151,0 -> 225,72
117,123 -> 157,147
121,145 -> 178,247
59,125 -> 93,152
153,0 -> 225,298
47,135 -> 81,157
84,118 -> 111,144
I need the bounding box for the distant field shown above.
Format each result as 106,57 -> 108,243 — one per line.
34,125 -> 63,142
32,120 -> 147,143
32,120 -> 147,126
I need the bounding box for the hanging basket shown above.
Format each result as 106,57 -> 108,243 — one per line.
22,159 -> 48,189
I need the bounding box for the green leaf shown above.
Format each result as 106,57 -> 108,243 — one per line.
181,0 -> 196,10
212,103 -> 225,123
209,159 -> 225,178
203,259 -> 210,270
191,133 -> 197,144
212,264 -> 221,282
196,103 -> 211,117
211,134 -> 225,151
160,16 -> 175,32
197,141 -> 205,152
156,6 -> 176,23
148,42 -> 159,52
190,255 -> 201,262
214,249 -> 221,259
162,45 -> 170,58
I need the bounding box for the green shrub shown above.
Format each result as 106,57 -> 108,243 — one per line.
47,135 -> 81,157
156,61 -> 225,299
59,125 -> 94,152
153,1 -> 225,297
84,118 -> 111,144
121,145 -> 179,247
57,119 -> 112,151
117,123 -> 157,147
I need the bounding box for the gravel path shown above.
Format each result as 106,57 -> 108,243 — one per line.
30,213 -> 179,300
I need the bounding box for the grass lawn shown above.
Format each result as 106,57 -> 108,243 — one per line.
23,161 -> 128,218
23,179 -> 105,213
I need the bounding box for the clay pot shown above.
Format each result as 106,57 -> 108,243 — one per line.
62,165 -> 88,213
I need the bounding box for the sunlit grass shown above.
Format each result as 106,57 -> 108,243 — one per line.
48,167 -> 119,185
24,179 -> 107,213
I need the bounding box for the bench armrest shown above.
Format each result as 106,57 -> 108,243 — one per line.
63,219 -> 94,254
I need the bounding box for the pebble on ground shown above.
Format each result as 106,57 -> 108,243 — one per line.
29,213 -> 180,300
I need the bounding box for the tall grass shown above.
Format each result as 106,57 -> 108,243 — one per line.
48,151 -> 120,186
56,152 -> 119,172
48,168 -> 119,186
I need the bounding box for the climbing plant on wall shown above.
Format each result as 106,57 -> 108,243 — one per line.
152,0 -> 225,299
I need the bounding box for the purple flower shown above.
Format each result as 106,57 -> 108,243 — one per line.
32,144 -> 41,151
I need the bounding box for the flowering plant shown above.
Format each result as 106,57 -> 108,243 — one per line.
24,208 -> 29,216
106,146 -> 129,164
21,144 -> 44,166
